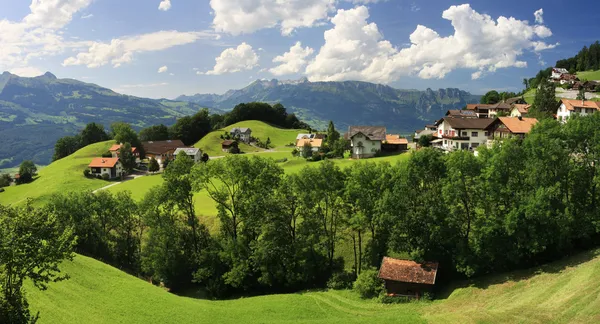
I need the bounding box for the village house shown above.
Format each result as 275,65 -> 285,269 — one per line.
221,140 -> 236,152
557,98 -> 600,123
142,140 -> 185,166
558,73 -> 579,85
173,147 -> 202,163
551,67 -> 569,80
486,117 -> 539,143
573,80 -> 600,92
109,144 -> 141,164
445,109 -> 478,118
88,157 -> 123,180
296,138 -> 322,156
378,257 -> 438,299
347,126 -> 386,159
230,127 -> 252,143
435,117 -> 495,151
509,104 -> 531,117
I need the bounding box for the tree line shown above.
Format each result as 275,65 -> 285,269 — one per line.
53,102 -> 310,161
556,41 -> 600,73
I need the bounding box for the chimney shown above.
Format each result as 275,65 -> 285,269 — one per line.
518,116 -> 522,121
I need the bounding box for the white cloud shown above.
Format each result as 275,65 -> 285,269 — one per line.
210,0 -> 335,36
534,8 -> 543,24
269,42 -> 314,76
204,42 -> 259,75
159,0 -> 171,11
81,14 -> 94,19
63,30 -> 212,68
410,2 -> 421,12
24,0 -> 93,29
305,5 -> 557,83
8,66 -> 44,77
158,65 -> 168,73
348,0 -> 385,3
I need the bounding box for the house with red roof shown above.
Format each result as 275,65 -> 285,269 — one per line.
109,144 -> 141,164
557,98 -> 600,123
88,157 -> 123,180
378,257 -> 438,299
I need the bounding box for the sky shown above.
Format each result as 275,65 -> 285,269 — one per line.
0,0 -> 598,99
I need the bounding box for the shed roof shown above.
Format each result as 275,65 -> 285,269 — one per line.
89,157 -> 120,168
347,126 -> 386,141
385,134 -> 408,145
221,140 -> 236,146
378,257 -> 438,285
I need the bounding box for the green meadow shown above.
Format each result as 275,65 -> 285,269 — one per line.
576,69 -> 600,81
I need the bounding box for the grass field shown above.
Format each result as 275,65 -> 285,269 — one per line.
577,70 -> 600,81
26,249 -> 600,323
0,141 -> 115,206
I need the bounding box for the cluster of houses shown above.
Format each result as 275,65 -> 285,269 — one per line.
550,67 -> 600,91
88,140 -> 202,180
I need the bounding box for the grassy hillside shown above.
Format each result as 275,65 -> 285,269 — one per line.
193,120 -> 305,157
577,70 -> 600,81
0,140 -> 114,206
27,249 -> 600,323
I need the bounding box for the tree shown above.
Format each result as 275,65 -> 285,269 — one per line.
418,134 -> 433,147
302,142 -> 313,158
522,78 -> 529,90
531,78 -> 558,117
480,90 -> 500,104
80,122 -> 109,146
326,121 -> 341,148
111,123 -> 143,158
0,202 -> 76,323
17,160 -> 37,184
0,173 -> 12,187
139,124 -> 170,142
148,157 -> 160,173
201,153 -> 209,163
53,135 -> 81,161
169,109 -> 212,145
118,143 -> 137,173
577,87 -> 586,100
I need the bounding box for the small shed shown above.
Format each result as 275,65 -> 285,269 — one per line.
221,140 -> 236,152
382,134 -> 408,152
378,257 -> 438,299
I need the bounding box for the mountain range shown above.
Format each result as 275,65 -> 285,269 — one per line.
177,77 -> 481,133
0,72 -> 211,169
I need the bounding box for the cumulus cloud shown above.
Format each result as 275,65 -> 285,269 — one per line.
63,30 -> 211,68
24,0 -> 93,29
158,65 -> 168,73
305,5 -> 557,83
81,14 -> 94,19
534,8 -> 543,24
269,42 -> 314,76
210,0 -> 335,36
159,0 -> 171,11
204,42 -> 259,75
348,0 -> 385,3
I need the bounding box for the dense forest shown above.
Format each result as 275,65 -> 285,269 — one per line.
555,41 -> 600,73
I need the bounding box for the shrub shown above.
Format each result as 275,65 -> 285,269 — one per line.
291,148 -> 299,157
101,173 -> 110,181
327,271 -> 356,290
96,174 -> 102,179
0,188 -> 5,193
353,269 -> 384,299
229,146 -> 241,154
83,169 -> 91,177
325,152 -> 335,159
379,295 -> 412,304
101,151 -> 113,158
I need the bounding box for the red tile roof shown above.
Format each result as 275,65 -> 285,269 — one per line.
560,99 -> 600,111
496,117 -> 538,134
385,134 -> 408,145
88,157 -> 120,168
109,144 -> 137,152
378,257 -> 438,285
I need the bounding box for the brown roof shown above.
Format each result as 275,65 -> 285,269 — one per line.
347,126 -> 386,141
512,104 -> 531,114
89,157 -> 120,168
560,99 -> 600,111
142,140 -> 185,154
109,144 -> 137,152
378,257 -> 438,285
221,140 -> 235,146
495,117 -> 539,134
446,110 -> 478,118
441,117 -> 495,129
505,97 -> 526,105
490,102 -> 512,110
385,134 -> 408,145
296,138 -> 323,147
466,103 -> 494,110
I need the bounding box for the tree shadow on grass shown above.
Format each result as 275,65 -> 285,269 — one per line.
435,249 -> 600,300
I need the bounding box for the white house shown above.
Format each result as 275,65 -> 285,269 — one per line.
551,67 -> 569,80
88,157 -> 123,179
347,126 -> 386,159
465,102 -> 511,118
557,99 -> 600,123
174,147 -> 202,162
296,138 -> 322,157
230,127 -> 252,143
509,104 -> 531,117
435,117 -> 495,151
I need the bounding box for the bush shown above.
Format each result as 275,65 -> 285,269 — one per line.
379,295 -> 412,304
83,169 -> 91,177
102,151 -> 113,158
353,269 -> 384,299
325,152 -> 335,159
101,173 -> 110,181
229,146 -> 241,154
0,188 -> 5,193
291,148 -> 299,157
327,271 -> 356,290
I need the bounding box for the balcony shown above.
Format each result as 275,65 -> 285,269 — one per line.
441,135 -> 470,141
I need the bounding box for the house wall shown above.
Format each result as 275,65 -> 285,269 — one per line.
438,122 -> 489,151
90,162 -> 123,179
557,103 -> 597,123
510,108 -> 521,117
350,133 -> 381,158
384,280 -> 433,298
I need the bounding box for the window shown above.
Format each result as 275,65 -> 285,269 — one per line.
471,143 -> 479,148
471,132 -> 478,137
484,131 -> 490,137
443,140 -> 447,145
445,130 -> 449,135
461,131 -> 467,136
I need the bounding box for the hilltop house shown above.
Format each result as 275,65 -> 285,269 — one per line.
230,127 -> 252,143
487,117 -> 539,142
109,144 -> 141,164
551,67 -> 569,80
557,99 -> 600,123
509,104 -> 531,117
88,157 -> 123,179
296,138 -> 322,156
378,257 -> 438,299
221,140 -> 236,152
347,126 -> 386,159
173,147 -> 202,163
142,140 -> 185,165
435,117 -> 495,151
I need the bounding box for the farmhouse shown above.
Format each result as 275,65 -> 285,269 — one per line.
347,126 -> 386,159
88,158 -> 123,180
509,104 -> 531,117
173,147 -> 202,162
573,80 -> 600,91
557,99 -> 600,123
230,127 -> 252,143
435,117 -> 495,151
378,257 -> 438,299
296,138 -> 322,156
109,144 -> 141,163
551,67 -> 569,80
142,140 -> 184,165
487,117 -> 539,141
221,140 -> 236,152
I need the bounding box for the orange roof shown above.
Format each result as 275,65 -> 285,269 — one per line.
378,257 -> 438,285
88,157 -> 120,168
296,138 -> 323,147
109,144 -> 137,152
512,104 -> 531,114
497,117 -> 538,134
385,134 -> 408,145
560,99 -> 600,111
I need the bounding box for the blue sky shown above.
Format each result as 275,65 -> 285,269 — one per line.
0,0 -> 598,99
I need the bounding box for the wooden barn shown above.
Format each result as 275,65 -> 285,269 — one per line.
378,257 -> 438,299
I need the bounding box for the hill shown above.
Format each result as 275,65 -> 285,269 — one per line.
577,70 -> 600,81
0,140 -> 115,206
26,250 -> 600,323
177,79 -> 481,133
0,72 -> 213,168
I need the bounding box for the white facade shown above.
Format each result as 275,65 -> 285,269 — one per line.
552,68 -> 568,79
510,107 -> 521,117
350,133 -> 381,158
90,161 -> 123,179
174,148 -> 202,162
557,102 -> 598,123
436,120 -> 490,151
